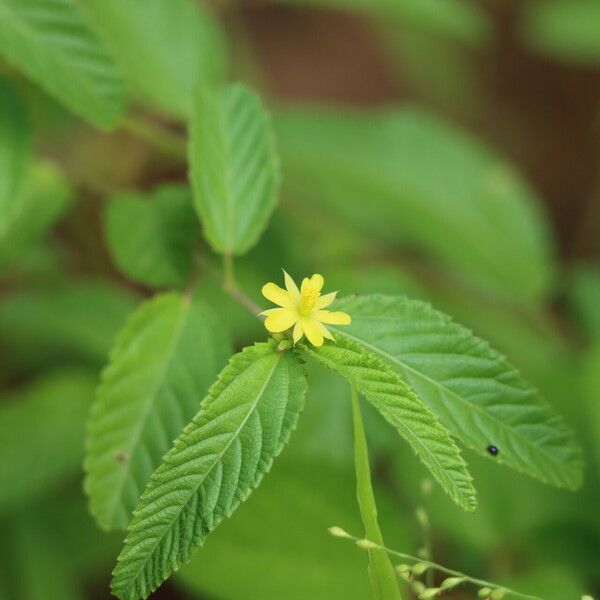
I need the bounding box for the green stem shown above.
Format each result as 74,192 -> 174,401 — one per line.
339,532 -> 541,600
351,387 -> 403,600
121,117 -> 187,160
222,254 -> 263,317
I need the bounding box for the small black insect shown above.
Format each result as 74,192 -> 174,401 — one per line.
487,445 -> 499,456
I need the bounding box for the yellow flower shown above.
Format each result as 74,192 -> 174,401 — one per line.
261,271 -> 351,347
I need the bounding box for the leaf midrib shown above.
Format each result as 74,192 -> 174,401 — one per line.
335,325 -> 572,475
119,352 -> 281,595
104,296 -> 191,525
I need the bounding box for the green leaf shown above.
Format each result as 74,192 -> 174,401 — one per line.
275,107 -> 554,303
0,79 -> 30,233
568,263 -> 600,339
81,0 -> 227,118
350,388 -> 402,600
0,0 -> 126,128
0,370 -> 96,513
521,0 -> 600,65
302,336 -> 477,511
105,184 -> 199,288
189,84 -> 281,255
0,280 -> 137,367
0,162 -> 72,271
111,342 -> 307,600
0,513 -> 84,600
272,0 -> 490,45
176,457 -> 410,600
333,294 -> 583,490
85,292 -> 231,531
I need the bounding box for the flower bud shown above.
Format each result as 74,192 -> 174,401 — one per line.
419,588 -> 441,599
479,588 -> 492,598
327,526 -> 350,539
441,577 -> 465,589
356,538 -> 378,549
412,562 -> 429,575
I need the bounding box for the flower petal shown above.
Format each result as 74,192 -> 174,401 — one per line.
315,291 -> 337,309
292,321 -> 304,344
300,277 -> 311,296
302,317 -> 324,347
317,321 -> 335,341
262,282 -> 295,309
264,308 -> 299,332
316,310 -> 352,325
310,274 -> 324,292
283,270 -> 300,302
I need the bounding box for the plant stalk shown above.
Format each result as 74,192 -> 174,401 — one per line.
351,386 -> 403,600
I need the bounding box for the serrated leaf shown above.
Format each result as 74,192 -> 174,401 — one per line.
105,184 -> 199,288
0,0 -> 126,127
189,84 -> 281,255
276,107 -> 554,303
111,342 -> 307,600
81,0 -> 227,118
0,370 -> 96,513
302,336 -> 477,512
0,162 -> 72,271
176,457 -> 407,600
85,292 -> 231,531
332,294 -> 583,490
0,79 -> 30,233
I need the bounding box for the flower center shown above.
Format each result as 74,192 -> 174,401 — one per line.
299,288 -> 318,316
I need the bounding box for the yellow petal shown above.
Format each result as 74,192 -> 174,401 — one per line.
316,310 -> 352,325
283,270 -> 300,302
262,282 -> 295,309
292,321 -> 304,344
300,277 -> 311,296
310,274 -> 324,292
302,317 -> 324,347
264,308 -> 298,332
315,291 -> 337,309
318,321 -> 335,341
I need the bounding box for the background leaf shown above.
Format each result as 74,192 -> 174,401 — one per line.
332,294 -> 583,490
0,370 -> 96,513
0,162 -> 72,271
85,291 -> 231,531
302,336 -> 477,511
0,280 -> 137,368
521,0 -> 600,65
0,0 -> 125,127
276,107 -> 555,304
271,0 -> 490,45
189,84 -> 281,255
111,342 -> 307,600
81,0 -> 227,118
0,79 -> 30,234
105,184 -> 199,288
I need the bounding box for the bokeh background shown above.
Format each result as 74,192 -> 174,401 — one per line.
0,1 -> 599,598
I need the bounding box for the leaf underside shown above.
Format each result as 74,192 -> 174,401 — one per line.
85,292 -> 231,531
333,294 -> 583,490
111,342 -> 307,600
302,336 -> 477,512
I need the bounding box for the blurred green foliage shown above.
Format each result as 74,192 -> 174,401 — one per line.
0,0 -> 598,599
